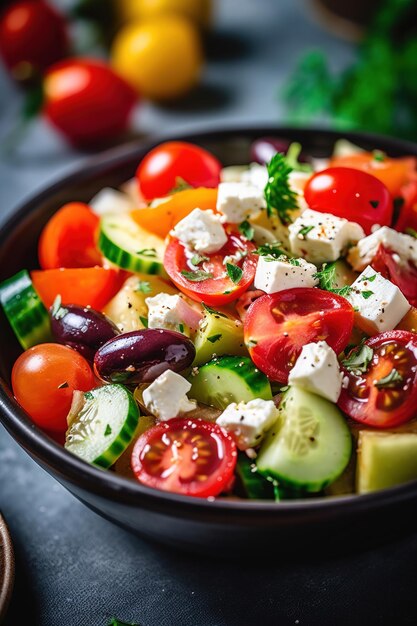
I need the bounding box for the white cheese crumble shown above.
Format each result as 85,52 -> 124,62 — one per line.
89,187 -> 134,216
142,370 -> 196,421
347,226 -> 417,271
145,293 -> 200,332
170,208 -> 227,254
217,399 -> 278,450
288,341 -> 343,403
216,182 -> 266,223
254,255 -> 318,294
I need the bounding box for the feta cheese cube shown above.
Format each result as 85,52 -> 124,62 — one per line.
288,170 -> 311,194
241,163 -> 269,190
146,293 -> 201,332
346,265 -> 411,333
89,187 -> 134,216
217,399 -> 278,450
254,255 -> 318,294
347,226 -> 417,271
216,182 -> 266,223
170,208 -> 227,254
288,341 -> 342,403
288,209 -> 365,264
143,370 -> 196,421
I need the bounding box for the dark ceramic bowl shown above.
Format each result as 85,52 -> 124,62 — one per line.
2,126 -> 417,556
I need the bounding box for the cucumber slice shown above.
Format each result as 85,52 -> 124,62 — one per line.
98,213 -> 166,275
257,387 -> 352,492
189,355 -> 272,410
0,269 -> 52,349
65,384 -> 140,468
236,454 -> 276,500
193,307 -> 247,366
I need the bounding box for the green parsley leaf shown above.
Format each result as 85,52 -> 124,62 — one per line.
181,269 -> 214,282
373,150 -> 386,162
375,368 -> 403,389
139,316 -> 148,328
207,333 -> 222,343
135,280 -> 152,294
170,177 -> 192,194
255,242 -> 286,258
178,323 -> 184,333
406,227 -> 417,239
264,152 -> 299,224
238,220 -> 255,241
226,263 -> 243,284
361,290 -> 374,299
359,274 -> 377,283
104,424 -> 112,436
314,262 -> 354,297
285,142 -> 313,173
202,304 -> 228,318
298,225 -> 314,238
288,257 -> 301,266
107,619 -> 140,626
137,248 -> 157,257
190,254 -> 209,266
342,343 -> 374,375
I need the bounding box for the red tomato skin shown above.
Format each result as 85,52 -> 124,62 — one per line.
395,179 -> 417,233
0,1 -> 68,76
43,58 -> 137,146
304,167 -> 393,235
137,141 -> 222,200
12,344 -> 95,432
244,288 -> 354,383
338,331 -> 417,428
371,246 -> 417,307
131,418 -> 237,498
38,202 -> 102,270
164,234 -> 257,306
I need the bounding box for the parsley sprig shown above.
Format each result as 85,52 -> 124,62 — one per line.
314,262 -> 354,297
255,242 -> 286,258
342,343 -> 374,375
264,153 -> 299,224
375,368 -> 403,389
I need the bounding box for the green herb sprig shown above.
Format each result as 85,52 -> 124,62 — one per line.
264,153 -> 299,224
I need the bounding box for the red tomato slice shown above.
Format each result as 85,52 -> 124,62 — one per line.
131,418 -> 237,498
371,246 -> 417,307
39,202 -> 102,269
164,232 -> 257,306
244,288 -> 354,383
395,178 -> 417,233
338,331 -> 417,428
31,267 -> 122,310
304,167 -> 393,235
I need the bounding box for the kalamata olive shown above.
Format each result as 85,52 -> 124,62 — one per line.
94,329 -> 196,385
50,303 -> 120,361
250,137 -> 309,166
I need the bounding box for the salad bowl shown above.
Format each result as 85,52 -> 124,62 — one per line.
2,126 -> 417,556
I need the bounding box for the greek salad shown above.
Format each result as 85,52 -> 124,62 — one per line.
3,137 -> 417,500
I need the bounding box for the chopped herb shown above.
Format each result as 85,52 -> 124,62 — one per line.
406,227 -> 417,239
298,225 -> 314,238
207,333 -> 222,343
51,295 -> 67,319
255,242 -> 286,258
375,368 -> 403,389
369,200 -> 380,209
361,290 -> 374,299
288,257 -> 301,266
139,316 -> 148,328
202,303 -> 228,318
181,269 -> 214,282
107,619 -> 140,626
359,274 -> 376,283
246,339 -> 258,348
178,323 -> 185,333
226,263 -> 243,284
190,254 -> 209,266
170,176 -> 192,194
314,262 -> 353,297
135,280 -> 152,294
264,152 -> 299,224
57,381 -> 69,389
238,220 -> 255,241
342,343 -> 374,375
104,424 -> 112,436
285,142 -> 313,173
136,248 -> 157,257
223,290 -> 232,295
373,150 -> 386,162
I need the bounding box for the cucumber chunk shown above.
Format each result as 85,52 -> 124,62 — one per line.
257,387 -> 352,492
98,213 -> 166,275
0,269 -> 52,349
193,307 -> 247,366
236,454 -> 276,500
65,384 -> 140,468
189,355 -> 272,410
357,431 -> 417,494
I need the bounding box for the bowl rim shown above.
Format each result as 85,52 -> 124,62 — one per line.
2,123 -> 417,518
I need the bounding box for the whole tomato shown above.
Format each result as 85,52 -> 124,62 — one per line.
0,1 -> 68,80
43,58 -> 137,146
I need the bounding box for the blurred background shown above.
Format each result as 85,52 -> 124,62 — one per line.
0,0 -> 417,215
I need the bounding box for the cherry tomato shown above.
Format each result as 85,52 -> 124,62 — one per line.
43,58 -> 137,147
164,232 -> 257,306
131,187 -> 218,238
131,418 -> 237,497
330,153 -> 417,198
12,344 -> 95,432
304,167 -> 393,235
244,288 -> 354,383
395,179 -> 417,233
371,245 -> 417,308
137,141 -> 222,200
38,202 -> 101,270
338,331 -> 417,428
31,267 -> 122,309
0,1 -> 68,79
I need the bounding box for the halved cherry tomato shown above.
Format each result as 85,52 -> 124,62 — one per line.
304,167 -> 393,234
164,232 -> 257,306
330,153 -> 417,198
31,267 -> 122,309
131,418 -> 237,498
394,179 -> 417,233
38,202 -> 101,270
131,187 -> 218,238
137,141 -> 222,200
371,245 -> 417,307
12,344 -> 95,432
236,289 -> 264,322
244,288 -> 354,383
338,331 -> 417,428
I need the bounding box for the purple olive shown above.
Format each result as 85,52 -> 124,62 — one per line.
250,137 -> 309,165
94,329 -> 196,384
50,303 -> 120,361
